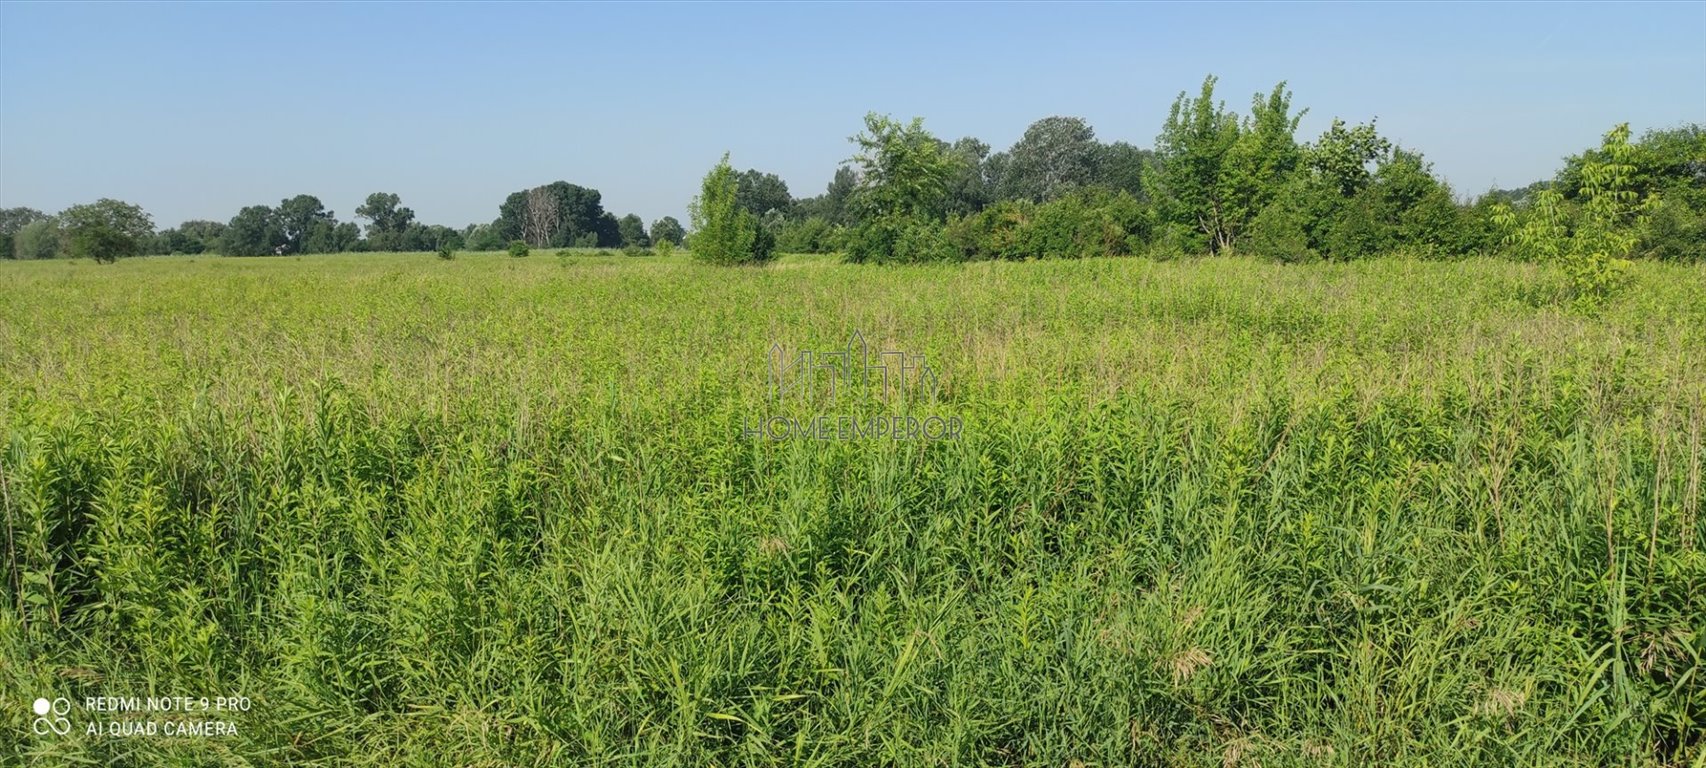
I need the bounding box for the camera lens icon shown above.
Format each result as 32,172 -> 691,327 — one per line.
31,697 -> 71,736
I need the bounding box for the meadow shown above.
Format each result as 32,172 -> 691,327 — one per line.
2,250 -> 1703,766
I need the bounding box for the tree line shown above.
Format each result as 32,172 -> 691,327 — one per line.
689,76 -> 1703,276
4,74 -> 1701,280
0,187 -> 684,262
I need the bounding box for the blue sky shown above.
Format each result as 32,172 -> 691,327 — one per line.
1,1 -> 1702,230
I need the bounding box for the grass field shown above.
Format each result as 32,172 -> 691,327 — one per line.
2,251 -> 1704,766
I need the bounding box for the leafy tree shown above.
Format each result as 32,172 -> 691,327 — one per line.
1364,149 -> 1465,256
1307,118 -> 1392,197
1218,82 -> 1305,248
1,206 -> 47,259
311,221 -> 363,254
943,137 -> 993,216
277,194 -> 334,254
649,216 -> 685,246
13,217 -> 61,260
999,116 -> 1100,202
794,167 -> 860,225
1149,75 -> 1242,253
156,220 -> 227,254
60,199 -> 154,263
1243,182 -> 1318,263
400,224 -> 463,252
223,205 -> 286,256
595,211 -> 622,248
735,170 -> 792,218
842,213 -> 953,264
497,181 -> 611,248
1559,123 -> 1705,209
1093,141 -> 1150,199
848,112 -> 958,221
617,214 -> 650,247
1495,123 -> 1656,308
689,153 -> 771,265
465,222 -> 507,251
354,192 -> 415,236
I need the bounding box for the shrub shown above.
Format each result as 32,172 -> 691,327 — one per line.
1492,124 -> 1654,309
947,201 -> 1034,261
436,247 -> 454,260
508,240 -> 530,258
1025,190 -> 1149,259
1245,200 -> 1317,263
774,216 -> 841,254
943,191 -> 1151,261
844,214 -> 953,264
655,240 -> 675,258
1148,222 -> 1198,260
1639,200 -> 1705,262
690,154 -> 775,265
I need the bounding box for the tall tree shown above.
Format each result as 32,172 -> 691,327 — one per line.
497,181 -> 610,247
943,137 -> 993,216
1,207 -> 47,259
649,216 -> 685,246
354,192 -> 415,236
1217,82 -> 1306,251
60,199 -> 154,264
277,194 -> 334,254
1306,118 -> 1391,198
13,218 -> 60,260
794,167 -> 859,225
523,186 -> 561,247
1000,116 -> 1100,202
735,170 -> 792,218
1093,141 -> 1150,199
848,112 -> 958,221
1150,75 -> 1243,254
223,205 -> 285,256
617,214 -> 650,247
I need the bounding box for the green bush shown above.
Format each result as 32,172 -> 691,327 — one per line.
774,216 -> 841,254
844,214 -> 954,264
690,154 -> 776,265
1025,190 -> 1149,259
508,240 -> 530,258
436,247 -> 454,260
1639,200 -> 1705,262
942,191 -> 1151,261
1245,200 -> 1317,263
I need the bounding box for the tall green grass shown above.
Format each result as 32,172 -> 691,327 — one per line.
2,251 -> 1703,765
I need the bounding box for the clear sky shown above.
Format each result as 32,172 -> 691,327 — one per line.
1,1 -> 1702,230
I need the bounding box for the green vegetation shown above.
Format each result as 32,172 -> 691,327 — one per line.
4,75 -> 1699,289
690,154 -> 776,265
3,251 -> 1703,765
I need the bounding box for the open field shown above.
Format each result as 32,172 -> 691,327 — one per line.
2,251 -> 1704,766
